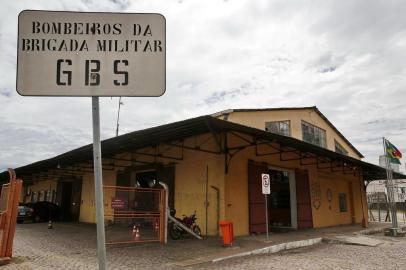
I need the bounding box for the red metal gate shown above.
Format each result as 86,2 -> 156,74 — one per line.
295,169 -> 313,229
103,185 -> 166,245
0,169 -> 22,264
248,162 -> 269,233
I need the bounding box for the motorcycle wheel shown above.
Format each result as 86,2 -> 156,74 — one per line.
193,225 -> 202,237
169,223 -> 182,240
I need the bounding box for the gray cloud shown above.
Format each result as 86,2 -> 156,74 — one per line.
0,88 -> 11,97
0,0 -> 405,172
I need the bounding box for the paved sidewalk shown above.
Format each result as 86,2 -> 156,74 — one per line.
3,222 -> 390,269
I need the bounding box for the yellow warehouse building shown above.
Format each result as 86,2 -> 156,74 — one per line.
1,107 -> 404,236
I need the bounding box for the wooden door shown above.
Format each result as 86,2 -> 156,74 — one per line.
248,161 -> 269,233
295,169 -> 313,229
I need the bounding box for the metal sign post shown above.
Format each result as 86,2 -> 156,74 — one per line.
265,194 -> 269,239
17,11 -> 166,270
92,97 -> 107,270
261,173 -> 271,239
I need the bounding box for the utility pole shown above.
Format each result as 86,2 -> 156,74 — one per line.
115,97 -> 123,137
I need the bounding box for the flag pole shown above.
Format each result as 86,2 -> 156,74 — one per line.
383,137 -> 398,228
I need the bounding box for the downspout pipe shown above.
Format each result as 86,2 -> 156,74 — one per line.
158,181 -> 169,243
159,181 -> 202,240
211,185 -> 220,236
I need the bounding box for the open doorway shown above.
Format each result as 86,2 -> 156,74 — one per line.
248,162 -> 297,234
268,169 -> 291,229
56,178 -> 82,221
116,165 -> 175,209
60,182 -> 72,219
133,171 -> 158,212
134,171 -> 157,188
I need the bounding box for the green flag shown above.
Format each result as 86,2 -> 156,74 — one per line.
385,139 -> 402,165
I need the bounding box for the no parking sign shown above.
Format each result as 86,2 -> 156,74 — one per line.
261,173 -> 270,194
261,173 -> 271,239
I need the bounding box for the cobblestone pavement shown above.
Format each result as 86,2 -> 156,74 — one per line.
4,222 -> 406,269
195,234 -> 406,270
4,222 -> 234,270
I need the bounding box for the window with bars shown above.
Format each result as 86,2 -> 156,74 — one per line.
335,140 -> 348,155
265,120 -> 291,136
301,121 -> 327,148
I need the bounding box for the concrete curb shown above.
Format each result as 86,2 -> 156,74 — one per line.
204,226 -> 395,265
322,235 -> 385,246
358,224 -> 406,235
359,226 -> 391,235
212,238 -> 322,263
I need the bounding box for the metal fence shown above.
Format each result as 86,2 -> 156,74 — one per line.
103,186 -> 166,245
0,169 -> 22,260
0,184 -> 9,250
0,185 -> 10,212
367,192 -> 406,223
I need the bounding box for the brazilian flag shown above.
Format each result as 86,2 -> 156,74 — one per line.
385,139 -> 402,165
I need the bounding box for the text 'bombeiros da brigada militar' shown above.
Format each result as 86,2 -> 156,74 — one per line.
20,21 -> 163,53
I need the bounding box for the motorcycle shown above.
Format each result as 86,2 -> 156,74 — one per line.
168,209 -> 202,240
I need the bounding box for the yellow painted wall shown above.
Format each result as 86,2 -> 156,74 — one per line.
79,170 -> 117,223
224,134 -> 368,236
225,144 -> 301,236
21,131 -> 367,238
310,171 -> 368,227
352,176 -> 369,225
19,170 -> 117,224
79,172 -> 96,223
311,171 -> 352,227
173,148 -> 225,236
222,109 -> 361,159
78,134 -> 226,236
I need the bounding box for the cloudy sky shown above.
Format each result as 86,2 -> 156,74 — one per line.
0,0 -> 405,172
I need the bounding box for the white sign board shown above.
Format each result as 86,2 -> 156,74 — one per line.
17,10 -> 166,96
261,173 -> 270,194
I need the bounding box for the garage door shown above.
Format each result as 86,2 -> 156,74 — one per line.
248,161 -> 269,233
295,169 -> 313,229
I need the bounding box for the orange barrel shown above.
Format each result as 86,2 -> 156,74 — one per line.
219,220 -> 233,246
